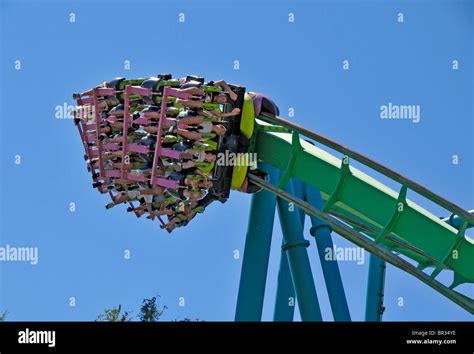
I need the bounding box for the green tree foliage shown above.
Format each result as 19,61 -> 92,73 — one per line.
95,305 -> 132,322
139,296 -> 167,322
0,310 -> 8,321
96,295 -> 201,322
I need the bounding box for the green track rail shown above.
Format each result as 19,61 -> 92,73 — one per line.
250,115 -> 473,313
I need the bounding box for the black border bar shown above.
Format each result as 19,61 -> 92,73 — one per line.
0,322 -> 472,353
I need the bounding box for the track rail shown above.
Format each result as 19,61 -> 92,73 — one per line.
258,113 -> 474,226
247,173 -> 474,314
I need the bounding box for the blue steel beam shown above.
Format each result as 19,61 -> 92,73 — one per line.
303,182 -> 352,322
291,178 -> 306,227
235,163 -> 279,321
365,254 -> 386,322
273,179 -> 304,322
277,182 -> 323,321
273,248 -> 296,321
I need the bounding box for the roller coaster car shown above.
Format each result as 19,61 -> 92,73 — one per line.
106,77 -> 146,91
157,73 -> 173,80
184,75 -> 205,83
206,85 -> 257,204
141,76 -> 180,93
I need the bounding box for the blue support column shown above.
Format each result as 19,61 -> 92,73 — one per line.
273,249 -> 296,321
277,183 -> 323,321
304,183 -> 352,322
291,178 -> 306,227
273,178 -> 304,322
235,163 -> 279,321
365,254 -> 386,322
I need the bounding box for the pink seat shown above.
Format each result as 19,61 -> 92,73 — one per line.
79,97 -> 93,105
152,177 -> 179,189
104,169 -> 121,178
106,115 -> 118,123
133,117 -> 151,125
165,87 -> 191,100
161,148 -> 181,159
96,88 -> 115,96
126,173 -> 147,182
127,86 -> 152,96
127,143 -> 150,154
103,143 -> 120,151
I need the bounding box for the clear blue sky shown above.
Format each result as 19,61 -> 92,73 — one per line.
0,0 -> 472,321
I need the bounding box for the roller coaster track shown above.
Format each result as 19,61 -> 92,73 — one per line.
249,113 -> 473,313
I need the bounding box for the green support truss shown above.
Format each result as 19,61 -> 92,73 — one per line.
249,116 -> 473,313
